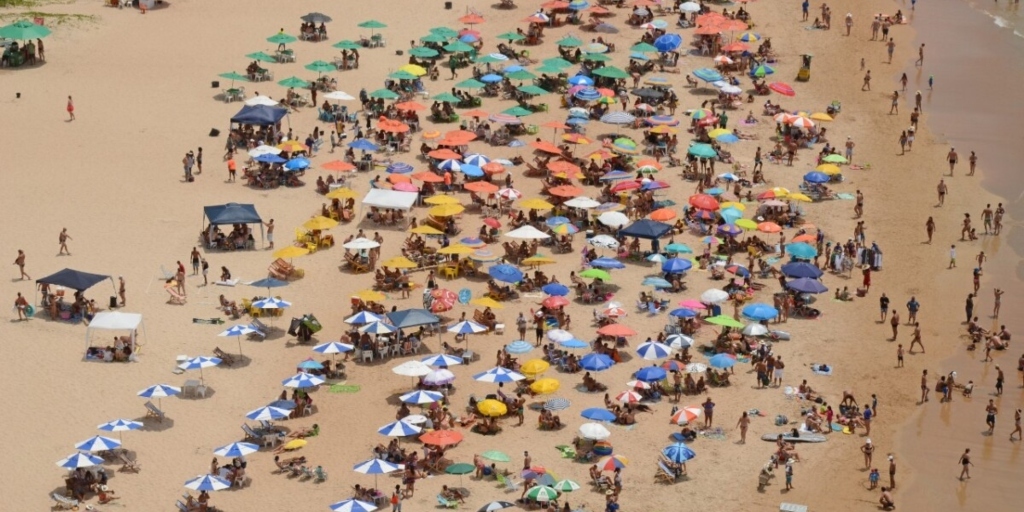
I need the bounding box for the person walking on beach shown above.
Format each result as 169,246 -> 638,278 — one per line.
784,460 -> 794,490
986,400 -> 998,435
947,147 -> 959,175
201,258 -> 209,286
969,151 -> 977,176
921,370 -> 930,403
263,219 -> 275,249
993,288 -> 1003,317
890,310 -> 900,340
976,250 -> 987,270
879,293 -> 889,322
844,12 -> 853,36
937,179 -> 947,206
183,151 -> 195,182
906,296 -> 919,324
958,448 -> 973,480
862,70 -> 871,91
14,250 -> 29,280
915,90 -> 923,112
14,292 -> 30,320
845,136 -> 855,163
801,0 -> 809,21
195,147 -> 203,174
889,91 -> 899,114
1010,409 -> 1022,442
117,275 -> 126,307
965,294 -> 974,324
994,203 -> 1004,235
926,216 -> 935,243
58,228 -> 72,255
227,156 -> 236,182
916,44 -> 925,66
949,245 -> 957,268
736,411 -> 750,443
994,365 -> 1005,395
909,323 -> 924,353
886,38 -> 895,63
899,73 -> 908,91
870,16 -> 880,40
861,439 -> 874,469
898,131 -> 907,154
896,344 -> 904,367
67,95 -> 75,121
191,247 -> 201,275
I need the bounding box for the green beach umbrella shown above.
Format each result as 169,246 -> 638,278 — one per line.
556,35 -> 583,47
592,66 -> 629,79
333,40 -> 362,50
218,72 -> 250,83
552,479 -> 581,492
359,20 -> 388,29
582,53 -> 611,62
444,41 -> 475,53
267,32 -> 298,45
506,69 -> 537,81
246,51 -> 277,63
433,92 -> 461,103
420,33 -> 448,44
497,32 -> 526,42
822,154 -> 848,164
369,88 -> 400,100
503,106 -> 533,117
476,54 -> 508,64
631,42 -> 659,53
525,486 -> 560,502
410,46 -> 440,58
0,20 -> 51,40
518,85 -> 549,96
455,78 -> 486,90
445,462 -> 475,486
430,27 -> 459,38
305,60 -> 336,74
579,268 -> 611,281
688,143 -> 717,158
542,57 -> 573,69
481,450 -> 510,462
278,76 -> 311,88
705,315 -> 745,328
389,70 -> 419,80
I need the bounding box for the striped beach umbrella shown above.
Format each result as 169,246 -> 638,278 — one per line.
185,474 -> 231,492
421,353 -> 465,367
246,405 -> 290,421
636,341 -> 672,360
331,499 -> 379,512
399,390 -> 443,404
377,420 -> 422,437
345,311 -> 382,325
670,406 -> 703,425
57,452 -> 103,469
214,442 -> 259,458
282,372 -> 325,389
75,436 -> 122,452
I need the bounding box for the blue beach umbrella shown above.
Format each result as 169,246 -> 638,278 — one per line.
345,311 -> 382,325
349,139 -> 379,151
246,406 -> 291,421
666,243 -> 693,254
253,297 -> 292,309
542,283 -> 570,296
653,33 -> 683,52
803,171 -> 829,183
581,408 -> 617,422
297,359 -> 325,370
377,420 -> 422,437
214,442 -> 259,458
786,277 -> 828,294
255,153 -> 287,164
353,458 -> 404,475
590,257 -> 625,269
662,442 -> 696,463
461,164 -> 484,177
75,436 -> 122,452
400,390 -> 444,404
574,87 -> 602,101
559,338 -> 589,349
717,224 -> 743,237
579,353 -> 615,371
692,68 -> 723,82
314,341 -> 355,354
185,474 -> 232,492
669,308 -> 697,318
448,320 -> 487,335
481,74 -> 503,83
546,216 -> 571,227
568,75 -> 594,86
662,257 -> 692,274
97,419 -> 142,444
635,366 -> 668,382
489,264 -> 524,283
742,303 -> 779,321
464,153 -> 491,166
330,499 -> 379,512
421,353 -> 464,367
665,334 -> 694,349
719,207 -> 743,224
636,342 -> 672,360
708,353 -> 736,369
786,242 -> 818,259
506,340 -> 534,355
474,366 -> 526,382
137,384 -> 181,399
387,162 -> 414,174
178,356 -> 221,385
282,372 -> 325,389
360,321 -> 397,334
642,277 -> 672,288
780,262 -> 823,279
57,452 -> 104,469
284,157 -> 311,171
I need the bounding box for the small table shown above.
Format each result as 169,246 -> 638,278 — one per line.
404,414 -> 428,425
183,379 -> 201,397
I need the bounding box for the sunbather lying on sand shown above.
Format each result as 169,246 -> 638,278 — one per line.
289,424 -> 319,438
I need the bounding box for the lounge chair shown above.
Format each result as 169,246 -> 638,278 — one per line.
118,451 -> 141,472
437,495 -> 459,509
314,466 -> 328,482
250,319 -> 269,337
167,287 -> 187,304
144,401 -> 165,422
52,493 -> 79,510
213,347 -> 236,366
655,460 -> 681,483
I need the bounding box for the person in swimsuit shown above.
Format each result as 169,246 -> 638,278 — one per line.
986,400 -> 998,434
958,448 -> 972,480
1010,409 -> 1022,442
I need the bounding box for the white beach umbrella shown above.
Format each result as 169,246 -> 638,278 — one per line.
564,196 -> 601,209
331,499 -> 379,512
505,225 -> 551,239
423,369 -> 456,386
248,144 -> 282,157
75,436 -> 122,452
360,321 -> 397,334
213,442 -> 260,458
392,360 -> 433,377
184,474 -> 232,492
244,95 -> 279,106
497,188 -> 523,200
665,334 -> 694,349
282,372 -> 326,389
685,362 -> 708,374
546,329 -> 574,343
345,311 -> 382,325
57,452 -> 104,469
742,323 -> 769,336
588,235 -> 620,249
344,237 -> 381,250
377,420 -> 422,437
700,288 -> 729,304
679,2 -> 701,12
325,90 -> 356,101
598,211 -> 629,228
579,422 -> 611,440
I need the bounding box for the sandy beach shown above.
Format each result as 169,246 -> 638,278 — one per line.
1,0 -> 1021,510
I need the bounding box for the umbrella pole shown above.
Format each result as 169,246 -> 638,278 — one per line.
199,368 -> 205,386
238,334 -> 244,356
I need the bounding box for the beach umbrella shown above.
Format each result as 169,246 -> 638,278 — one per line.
615,390 -> 643,403
786,277 -> 829,294
246,405 -> 290,421
448,321 -> 487,336
57,452 -> 103,469
635,366 -> 667,382
542,296 -> 570,309
378,420 -> 422,437
392,360 -> 433,378
282,372 -> 325,389
692,68 -> 724,83
97,419 -> 142,443
400,390 -> 443,405
75,435 -> 122,452
786,242 -> 818,259
178,356 -> 221,385
360,321 -> 397,335
185,474 -> 231,492
663,442 -> 696,463
803,171 -> 830,183
352,458 -> 404,488
596,454 -> 629,471
521,359 -> 551,376
423,369 -> 456,386
345,311 -> 382,325
662,257 -> 693,274
421,354 -> 464,367
330,499 -> 378,512
708,353 -> 736,369
717,224 -> 743,237
488,264 -> 524,283
255,153 -> 287,164
579,268 -> 611,281
546,329 -> 574,343
526,486 -> 560,502
137,383 -> 182,411
590,257 -> 625,270
769,81 -> 796,97
474,366 -> 526,383
297,358 -> 324,371
253,297 -> 292,310
742,303 -> 779,321
214,442 -> 259,458
544,397 -> 571,411
600,111 -> 636,125
579,422 -> 611,440
665,243 -> 693,254
505,340 -> 534,355
477,399 -> 508,417
246,51 -> 277,63
479,501 -> 515,512
666,334 -> 694,349
542,283 -> 570,296
643,277 -> 672,289
653,33 -> 682,52
781,262 -> 823,279
669,306 -> 698,318
700,288 -> 729,304
278,76 -> 311,89
581,408 -> 617,422
706,315 -> 744,328
0,20 -> 51,40
218,324 -> 257,355
743,323 -> 769,336
301,12 -> 332,23
482,450 -> 511,462
686,362 -> 708,374
579,353 -> 614,372
531,378 -> 561,394
750,64 -> 775,77
636,342 -> 672,360
420,430 -> 464,447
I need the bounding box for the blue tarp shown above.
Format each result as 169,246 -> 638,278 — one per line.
36,268 -> 110,292
230,105 -> 288,126
204,203 -> 262,225
386,309 -> 440,329
618,219 -> 671,240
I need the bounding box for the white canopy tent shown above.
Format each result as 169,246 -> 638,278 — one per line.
504,225 -> 550,239
86,312 -> 146,351
362,189 -> 418,211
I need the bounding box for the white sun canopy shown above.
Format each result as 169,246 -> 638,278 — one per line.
362,189 -> 418,211
86,311 -> 145,350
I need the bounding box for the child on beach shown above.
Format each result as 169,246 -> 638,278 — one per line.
869,468 -> 880,489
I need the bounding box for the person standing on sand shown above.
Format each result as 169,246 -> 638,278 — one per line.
736,411 -> 749,443
965,294 -> 974,324
899,73 -> 908,91
976,250 -> 986,269
906,296 -> 919,324
802,0 -> 809,21
937,179 -> 947,206
844,12 -> 853,36
993,289 -> 1003,317
14,292 -> 29,320
702,397 -> 715,428
926,216 -> 935,243
59,228 -> 72,255
921,370 -> 930,403
888,455 -> 896,489
14,250 -> 29,280
861,439 -> 874,468
264,219 -> 275,249
196,147 -> 203,174
118,276 -> 126,306
986,400 -> 998,435
958,448 -> 972,480
994,203 -> 1004,234
879,293 -> 889,322
201,258 -> 209,286
961,214 -> 972,240
227,156 -> 236,182
862,70 -> 871,91
969,151 -> 977,176
896,344 -> 904,367
890,310 -> 900,340
995,366 -> 1004,395
845,136 -> 855,163
915,90 -> 923,112
862,404 -> 873,436
191,247 -> 201,275
949,245 -> 957,269
889,91 -> 899,114
67,95 -> 75,121
898,131 -> 907,154
784,460 -> 794,490
982,204 -> 993,234
886,38 -> 895,63
909,323 -> 924,353
947,147 -> 959,175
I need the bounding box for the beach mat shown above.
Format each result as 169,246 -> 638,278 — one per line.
329,384 -> 361,393
761,432 -> 827,443
836,193 -> 855,200
193,317 -> 225,324
810,364 -> 833,376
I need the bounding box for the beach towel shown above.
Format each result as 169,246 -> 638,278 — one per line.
836,193 -> 855,200
329,384 -> 361,393
765,256 -> 782,265
215,279 -> 240,286
810,364 -> 833,376
739,120 -> 758,127
556,445 -> 576,458
849,164 -> 871,170
192,317 -> 226,324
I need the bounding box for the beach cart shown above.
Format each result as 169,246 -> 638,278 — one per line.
796,54 -> 812,82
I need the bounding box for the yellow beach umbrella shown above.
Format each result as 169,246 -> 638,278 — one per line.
649,125 -> 678,135
522,254 -> 556,266
809,112 -> 833,121
277,140 -> 308,153
816,163 -> 841,175
303,216 -> 339,231
399,63 -> 428,76
788,193 -> 813,202
770,187 -> 790,197
282,439 -> 307,451
381,256 -> 418,268
274,246 -> 310,259
425,195 -> 460,205
477,399 -> 508,417
326,187 -> 358,199
519,198 -> 554,210
355,289 -> 386,302
520,359 -> 550,376
410,225 -> 445,235
720,201 -> 746,211
470,297 -> 504,309
437,244 -> 475,255
429,204 -> 465,217
530,378 -> 561,395
735,218 -> 757,230
707,128 -> 731,138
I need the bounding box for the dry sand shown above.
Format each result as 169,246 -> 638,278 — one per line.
0,0 -> 1019,510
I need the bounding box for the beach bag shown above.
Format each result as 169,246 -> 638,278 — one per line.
774,414 -> 788,426
303,314 -> 323,333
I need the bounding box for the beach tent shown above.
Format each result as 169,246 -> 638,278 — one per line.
618,219 -> 671,239
386,309 -> 440,329
362,189 -> 418,211
86,311 -> 145,351
229,105 -> 288,126
36,268 -> 111,292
